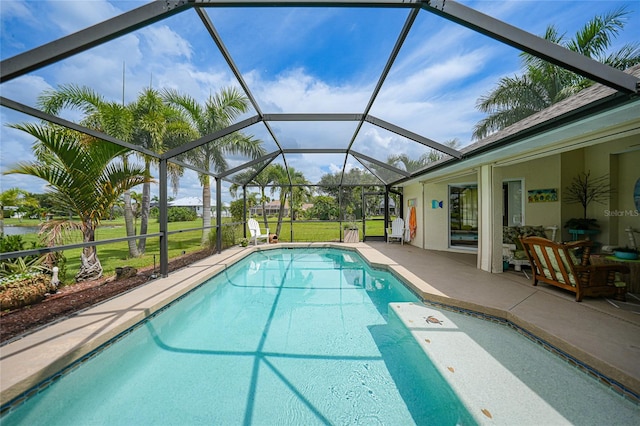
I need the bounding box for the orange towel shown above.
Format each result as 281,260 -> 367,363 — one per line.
409,206 -> 417,240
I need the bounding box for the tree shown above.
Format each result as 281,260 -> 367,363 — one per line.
38,84 -> 140,258
0,188 -> 38,233
387,139 -> 460,172
129,88 -> 192,254
317,168 -> 379,220
5,123 -> 148,281
163,87 -> 265,244
308,195 -> 339,220
473,7 -> 640,140
38,85 -> 190,257
269,165 -> 309,236
229,165 -> 276,229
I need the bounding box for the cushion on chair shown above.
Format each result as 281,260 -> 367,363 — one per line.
533,245 -> 577,286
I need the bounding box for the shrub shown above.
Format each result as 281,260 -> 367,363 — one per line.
166,207 -> 197,222
0,274 -> 57,311
0,235 -> 27,253
229,199 -> 245,222
149,206 -> 159,219
0,235 -> 46,278
208,225 -> 240,250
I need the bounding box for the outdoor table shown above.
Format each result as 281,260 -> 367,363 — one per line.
591,255 -> 640,294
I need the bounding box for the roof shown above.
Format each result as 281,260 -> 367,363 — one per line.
169,197 -> 203,207
463,64 -> 640,154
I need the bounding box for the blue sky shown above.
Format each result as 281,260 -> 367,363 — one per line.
1,0 -> 638,202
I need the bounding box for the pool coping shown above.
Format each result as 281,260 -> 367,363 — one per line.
1,242 -> 639,409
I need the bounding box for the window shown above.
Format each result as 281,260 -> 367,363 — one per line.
503,180 -> 524,226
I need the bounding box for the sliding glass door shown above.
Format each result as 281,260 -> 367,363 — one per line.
449,184 -> 478,249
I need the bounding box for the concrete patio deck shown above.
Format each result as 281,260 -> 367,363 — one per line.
1,242 -> 639,410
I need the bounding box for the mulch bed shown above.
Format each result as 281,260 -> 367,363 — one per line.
0,249 -> 214,344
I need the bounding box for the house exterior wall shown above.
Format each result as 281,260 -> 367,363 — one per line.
615,149 -> 640,247
420,172 -> 477,252
581,137 -> 640,246
402,184 -> 423,248
499,155 -> 562,231
396,96 -> 639,272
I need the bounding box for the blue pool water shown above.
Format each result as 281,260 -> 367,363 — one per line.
2,248 -> 476,425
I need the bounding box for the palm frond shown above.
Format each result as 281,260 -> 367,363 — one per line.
37,84 -> 105,116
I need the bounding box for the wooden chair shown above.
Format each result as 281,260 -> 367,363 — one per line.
247,218 -> 269,246
386,218 -> 406,245
520,236 -> 628,302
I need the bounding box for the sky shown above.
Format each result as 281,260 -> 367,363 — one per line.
1,0 -> 638,204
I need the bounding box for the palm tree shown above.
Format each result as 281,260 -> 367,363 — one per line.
38,85 -> 141,258
4,123 -> 148,281
387,139 -> 460,172
129,88 -> 192,254
229,166 -> 271,223
38,85 -> 190,256
162,87 -> 265,244
473,7 -> 640,140
229,165 -> 278,229
269,165 -> 310,237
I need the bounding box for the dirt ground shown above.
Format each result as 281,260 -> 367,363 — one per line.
0,249 -> 213,344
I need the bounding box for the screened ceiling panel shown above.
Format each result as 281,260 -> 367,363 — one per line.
241,122 -> 280,154
1,0 -> 638,202
369,8 -> 529,145
0,1 -> 143,55
353,157 -> 407,185
350,122 -> 440,172
174,128 -> 272,177
344,155 -> 384,186
208,7 -> 409,113
222,156 -> 275,186
281,153 -> 348,185
268,120 -> 359,150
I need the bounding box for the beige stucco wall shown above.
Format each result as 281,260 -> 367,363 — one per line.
611,148 -> 640,247
398,133 -> 638,264
561,136 -> 640,245
499,155 -> 562,231
402,183 -> 423,248
421,172 -> 477,252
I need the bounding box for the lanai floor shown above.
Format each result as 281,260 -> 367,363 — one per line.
1,242 -> 639,412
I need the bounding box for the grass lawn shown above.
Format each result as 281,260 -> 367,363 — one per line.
3,218 -> 210,284
2,216 -> 391,284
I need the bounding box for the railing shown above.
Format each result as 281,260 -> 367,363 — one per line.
1,218 -> 391,283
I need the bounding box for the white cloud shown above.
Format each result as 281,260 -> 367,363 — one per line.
4,0 -> 637,199
1,0 -> 33,21
141,26 -> 192,60
0,74 -> 52,106
248,68 -> 372,113
46,0 -> 129,35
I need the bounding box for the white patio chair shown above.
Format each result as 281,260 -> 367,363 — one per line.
248,218 -> 269,246
387,217 -> 406,245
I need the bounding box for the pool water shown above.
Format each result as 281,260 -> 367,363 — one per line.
2,248 -> 476,425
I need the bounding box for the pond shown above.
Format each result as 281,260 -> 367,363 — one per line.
2,225 -> 41,236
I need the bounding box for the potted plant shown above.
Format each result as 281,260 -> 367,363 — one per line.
612,246 -> 639,260
563,171 -> 612,237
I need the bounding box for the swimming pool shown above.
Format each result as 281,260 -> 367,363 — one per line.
2,247 -> 638,425
1,248 -> 475,425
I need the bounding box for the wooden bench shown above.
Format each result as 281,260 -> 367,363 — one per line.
520,236 -> 628,302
